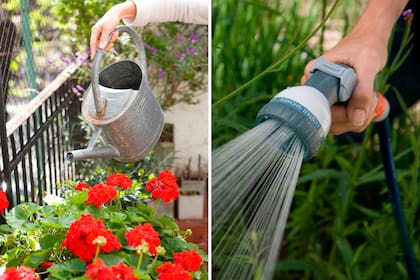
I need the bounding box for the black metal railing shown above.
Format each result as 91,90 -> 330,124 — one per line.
0,74 -> 83,208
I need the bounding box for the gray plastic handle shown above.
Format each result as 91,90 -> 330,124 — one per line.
308,57 -> 357,103
91,25 -> 148,115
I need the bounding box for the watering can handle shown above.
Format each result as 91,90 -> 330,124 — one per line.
92,25 -> 148,115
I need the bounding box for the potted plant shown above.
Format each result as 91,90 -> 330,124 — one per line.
0,170 -> 207,279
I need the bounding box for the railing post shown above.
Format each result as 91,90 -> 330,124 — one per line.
0,72 -> 13,208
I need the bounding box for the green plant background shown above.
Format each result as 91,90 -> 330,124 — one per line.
212,0 -> 419,279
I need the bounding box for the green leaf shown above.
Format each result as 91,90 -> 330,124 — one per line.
331,233 -> 353,266
86,205 -> 106,219
353,203 -> 381,219
40,233 -> 63,250
297,169 -> 348,184
58,214 -> 77,227
5,248 -> 21,267
48,258 -> 86,277
352,243 -> 367,265
38,205 -> 57,217
109,212 -> 127,223
137,203 -> 154,217
161,237 -> 189,254
67,192 -> 88,204
276,259 -> 315,271
276,259 -> 328,280
135,271 -> 152,280
127,207 -> 148,223
156,215 -> 179,231
6,204 -> 36,230
0,224 -> 13,233
39,217 -> 67,229
23,249 -> 51,268
98,253 -> 126,266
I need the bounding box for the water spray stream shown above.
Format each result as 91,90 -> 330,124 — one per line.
213,121 -> 305,278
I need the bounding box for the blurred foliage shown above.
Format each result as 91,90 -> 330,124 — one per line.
1,0 -> 72,97
2,0 -> 207,110
51,0 -> 208,110
212,0 -> 323,147
212,0 -> 419,278
51,0 -> 121,51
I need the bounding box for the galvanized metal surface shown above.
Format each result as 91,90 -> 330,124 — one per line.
73,25 -> 164,163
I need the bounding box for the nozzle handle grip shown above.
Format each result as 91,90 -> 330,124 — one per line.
307,57 -> 390,121
309,57 -> 356,102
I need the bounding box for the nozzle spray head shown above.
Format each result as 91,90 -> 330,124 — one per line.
256,57 -> 356,160
256,86 -> 331,160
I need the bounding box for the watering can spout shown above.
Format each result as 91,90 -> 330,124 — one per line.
66,146 -> 120,161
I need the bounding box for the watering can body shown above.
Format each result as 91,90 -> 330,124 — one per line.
67,26 -> 164,162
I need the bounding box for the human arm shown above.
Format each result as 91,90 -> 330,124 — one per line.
125,0 -> 208,27
90,0 -> 208,59
301,0 -> 409,135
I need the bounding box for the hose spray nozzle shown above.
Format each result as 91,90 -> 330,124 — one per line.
256,57 -> 389,160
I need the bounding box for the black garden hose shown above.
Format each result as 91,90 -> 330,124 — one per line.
377,118 -> 419,280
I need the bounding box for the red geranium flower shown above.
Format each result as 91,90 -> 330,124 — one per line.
0,190 -> 9,215
106,173 -> 132,190
109,262 -> 137,280
85,258 -> 113,280
156,262 -> 192,280
174,250 -> 203,272
41,261 -> 54,269
0,266 -> 39,280
75,182 -> 90,191
61,214 -> 121,262
86,259 -> 137,280
86,183 -> 117,207
145,170 -> 179,202
125,223 -> 161,255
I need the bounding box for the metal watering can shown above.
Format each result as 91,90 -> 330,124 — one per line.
67,25 -> 164,162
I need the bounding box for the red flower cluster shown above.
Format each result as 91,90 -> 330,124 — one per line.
156,250 -> 203,280
75,182 -> 90,191
174,250 -> 203,272
0,266 -> 39,280
61,214 -> 121,261
85,258 -> 137,280
145,170 -> 179,202
0,190 -> 9,215
75,173 -> 132,207
126,223 -> 161,255
106,173 -> 132,190
156,262 -> 192,280
86,183 -> 117,207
